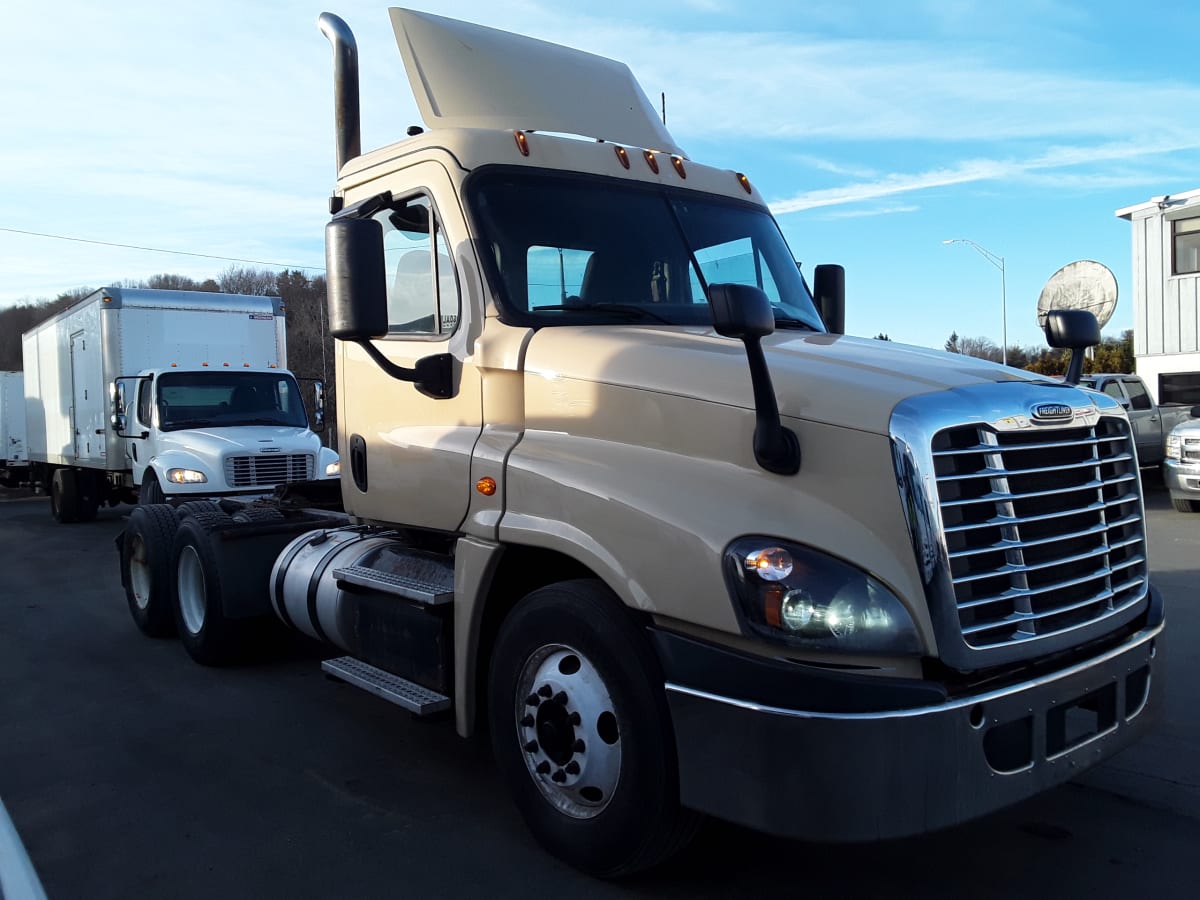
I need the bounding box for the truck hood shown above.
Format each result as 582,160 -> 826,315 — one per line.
155,425 -> 320,458
524,327 -> 1057,434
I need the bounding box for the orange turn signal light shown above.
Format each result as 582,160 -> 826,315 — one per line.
476,477 -> 497,496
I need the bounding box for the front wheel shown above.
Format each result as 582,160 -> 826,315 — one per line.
140,472 -> 166,505
488,580 -> 699,877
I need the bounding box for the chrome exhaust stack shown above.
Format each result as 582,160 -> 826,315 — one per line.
318,12 -> 362,173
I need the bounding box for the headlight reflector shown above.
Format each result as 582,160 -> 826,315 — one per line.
325,461 -> 341,477
166,468 -> 207,484
1165,432 -> 1181,461
725,537 -> 922,655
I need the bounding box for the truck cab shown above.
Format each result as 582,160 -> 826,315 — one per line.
119,9 -> 1165,878
114,367 -> 339,503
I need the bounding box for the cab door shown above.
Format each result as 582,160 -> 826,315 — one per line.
338,161 -> 483,531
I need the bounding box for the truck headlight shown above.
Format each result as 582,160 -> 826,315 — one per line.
166,468 -> 208,485
725,538 -> 923,655
324,461 -> 341,477
1165,433 -> 1182,461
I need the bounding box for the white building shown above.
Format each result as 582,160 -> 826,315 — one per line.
1116,189 -> 1200,404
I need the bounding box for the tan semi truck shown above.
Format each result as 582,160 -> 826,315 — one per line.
118,8 -> 1165,877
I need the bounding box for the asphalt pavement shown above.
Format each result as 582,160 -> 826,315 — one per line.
0,486 -> 1196,899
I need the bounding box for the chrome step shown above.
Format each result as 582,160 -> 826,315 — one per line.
333,564 -> 454,606
321,656 -> 450,716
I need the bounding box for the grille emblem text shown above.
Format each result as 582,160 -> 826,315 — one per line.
1031,403 -> 1073,422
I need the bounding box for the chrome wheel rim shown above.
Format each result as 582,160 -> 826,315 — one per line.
129,534 -> 152,612
177,545 -> 207,635
514,643 -> 621,819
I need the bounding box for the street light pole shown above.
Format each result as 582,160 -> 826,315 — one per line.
943,238 -> 1007,366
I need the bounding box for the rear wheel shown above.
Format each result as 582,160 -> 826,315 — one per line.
488,580 -> 699,877
171,513 -> 248,666
122,504 -> 181,637
50,469 -> 80,523
1171,496 -> 1200,513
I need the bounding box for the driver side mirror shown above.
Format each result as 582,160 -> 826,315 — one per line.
1043,309 -> 1100,386
326,216 -> 389,340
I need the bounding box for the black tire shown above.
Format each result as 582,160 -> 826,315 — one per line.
122,505 -> 181,637
175,500 -> 223,520
171,515 -> 248,666
75,470 -> 101,522
488,579 -> 700,877
231,506 -> 285,524
1171,496 -> 1200,513
50,469 -> 80,523
140,472 -> 166,505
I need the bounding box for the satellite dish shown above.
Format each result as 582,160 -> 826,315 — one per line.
1036,260 -> 1118,329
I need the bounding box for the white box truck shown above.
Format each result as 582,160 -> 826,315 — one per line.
0,372 -> 29,488
23,287 -> 339,522
118,10 -> 1165,878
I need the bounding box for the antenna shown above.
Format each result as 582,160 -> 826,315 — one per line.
1036,260 -> 1118,330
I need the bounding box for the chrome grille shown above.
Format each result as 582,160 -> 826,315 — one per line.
931,418 -> 1147,651
1183,436 -> 1200,463
224,453 -> 313,487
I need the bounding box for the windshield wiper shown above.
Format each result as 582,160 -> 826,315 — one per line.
163,419 -> 214,429
534,303 -> 674,325
225,417 -> 284,427
772,316 -> 819,331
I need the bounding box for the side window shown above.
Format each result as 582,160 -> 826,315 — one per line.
1101,381 -> 1126,404
1123,379 -> 1152,411
377,194 -> 459,336
137,380 -> 153,426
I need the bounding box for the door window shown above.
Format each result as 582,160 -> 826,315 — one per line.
1122,379 -> 1152,411
376,195 -> 459,336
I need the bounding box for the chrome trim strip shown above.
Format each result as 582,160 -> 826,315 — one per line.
665,621 -> 1161,722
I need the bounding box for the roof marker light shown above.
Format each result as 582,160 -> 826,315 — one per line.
222,362 -> 230,367
671,156 -> 687,179
736,172 -> 752,194
244,363 -> 251,367
514,130 -> 530,156
644,150 -> 659,174
615,146 -> 630,169
202,361 -> 209,367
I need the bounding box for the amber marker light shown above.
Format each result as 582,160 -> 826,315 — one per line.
476,476 -> 497,496
671,156 -> 687,179
736,172 -> 752,194
514,130 -> 530,156
615,146 -> 630,169
643,150 -> 659,173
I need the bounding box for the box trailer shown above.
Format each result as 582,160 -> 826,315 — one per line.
0,372 -> 29,488
22,287 -> 339,522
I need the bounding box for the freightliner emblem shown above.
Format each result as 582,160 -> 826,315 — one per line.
1031,403 -> 1074,422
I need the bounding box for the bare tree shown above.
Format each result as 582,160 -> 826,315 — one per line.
219,265 -> 279,296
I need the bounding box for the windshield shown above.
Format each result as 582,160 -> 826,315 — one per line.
468,170 -> 824,329
155,372 -> 309,432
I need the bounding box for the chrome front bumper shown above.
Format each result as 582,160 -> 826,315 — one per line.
658,592 -> 1164,841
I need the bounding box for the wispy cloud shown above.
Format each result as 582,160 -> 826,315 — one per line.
770,138 -> 1200,213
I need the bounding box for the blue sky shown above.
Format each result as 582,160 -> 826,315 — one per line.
3,0 -> 1199,352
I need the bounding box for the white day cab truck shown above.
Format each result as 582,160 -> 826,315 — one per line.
22,287 -> 339,523
0,372 -> 29,488
117,9 -> 1165,877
